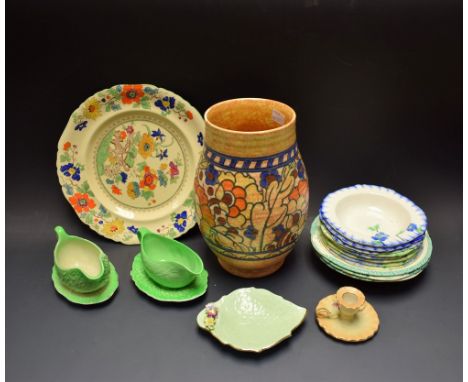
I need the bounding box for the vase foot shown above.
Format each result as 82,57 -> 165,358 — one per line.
216,255 -> 288,278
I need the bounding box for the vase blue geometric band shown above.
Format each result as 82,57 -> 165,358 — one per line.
204,143 -> 298,172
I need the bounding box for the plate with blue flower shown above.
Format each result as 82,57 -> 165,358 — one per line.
56,84 -> 205,244
319,185 -> 427,249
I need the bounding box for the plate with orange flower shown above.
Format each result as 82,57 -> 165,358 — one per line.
56,84 -> 204,244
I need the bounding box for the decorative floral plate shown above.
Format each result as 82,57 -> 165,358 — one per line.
57,85 -> 204,244
320,185 -> 427,248
197,287 -> 307,352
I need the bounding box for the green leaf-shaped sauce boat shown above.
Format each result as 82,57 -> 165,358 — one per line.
52,226 -> 118,305
137,227 -> 204,289
197,287 -> 307,352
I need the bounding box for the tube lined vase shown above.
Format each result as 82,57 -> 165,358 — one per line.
194,98 -> 309,278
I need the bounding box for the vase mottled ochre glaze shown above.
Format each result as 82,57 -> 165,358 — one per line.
194,98 -> 309,278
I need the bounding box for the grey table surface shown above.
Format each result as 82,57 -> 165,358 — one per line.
7,0 -> 461,381
6,167 -> 462,382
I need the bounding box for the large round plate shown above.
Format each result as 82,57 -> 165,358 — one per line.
57,84 -> 204,244
320,185 -> 427,248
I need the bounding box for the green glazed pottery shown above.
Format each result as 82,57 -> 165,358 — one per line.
54,226 -> 111,293
197,287 -> 307,353
131,254 -> 208,302
138,227 -> 204,289
52,263 -> 119,305
52,226 -> 118,304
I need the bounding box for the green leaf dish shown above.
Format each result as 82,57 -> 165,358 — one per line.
52,263 -> 119,305
131,254 -> 208,302
197,287 -> 307,353
138,227 -> 204,289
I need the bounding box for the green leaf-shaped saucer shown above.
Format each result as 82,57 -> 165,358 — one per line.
52,263 -> 119,305
131,254 -> 208,302
197,287 -> 307,353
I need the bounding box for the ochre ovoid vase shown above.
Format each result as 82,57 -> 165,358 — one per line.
194,98 -> 309,278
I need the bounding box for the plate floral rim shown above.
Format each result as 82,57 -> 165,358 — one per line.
319,185 -> 427,248
56,84 -> 204,244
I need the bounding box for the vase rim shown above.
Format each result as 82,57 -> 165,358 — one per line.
204,98 -> 296,135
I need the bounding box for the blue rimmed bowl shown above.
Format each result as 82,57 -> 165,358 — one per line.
319,185 -> 427,250
310,216 -> 433,282
320,216 -> 425,253
319,222 -> 423,260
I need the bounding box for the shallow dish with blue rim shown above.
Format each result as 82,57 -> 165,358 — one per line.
319,227 -> 421,266
310,216 -> 432,282
319,185 -> 427,249
320,217 -> 425,254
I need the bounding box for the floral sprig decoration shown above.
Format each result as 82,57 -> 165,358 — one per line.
368,224 -> 389,245
71,85 -> 195,131
204,303 -> 218,331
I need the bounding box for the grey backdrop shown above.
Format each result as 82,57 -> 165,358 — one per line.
6,0 -> 462,381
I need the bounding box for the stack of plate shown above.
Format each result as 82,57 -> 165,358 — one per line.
311,185 -> 432,282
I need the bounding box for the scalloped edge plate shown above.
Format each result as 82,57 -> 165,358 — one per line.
56,84 -> 204,244
311,216 -> 432,281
